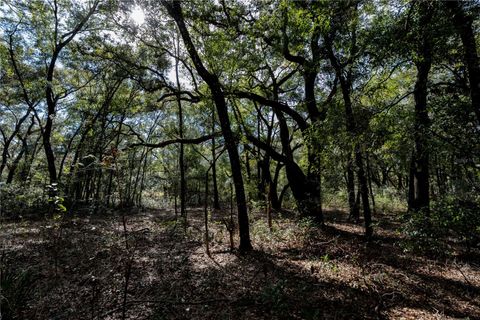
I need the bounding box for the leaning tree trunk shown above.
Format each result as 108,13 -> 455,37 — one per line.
211,83 -> 252,251
275,111 -> 322,221
0,111 -> 31,181
163,0 -> 252,252
326,22 -> 372,238
270,162 -> 283,210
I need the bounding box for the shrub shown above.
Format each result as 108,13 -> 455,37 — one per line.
374,187 -> 406,213
0,183 -> 68,220
433,198 -> 480,248
0,265 -> 35,319
401,197 -> 480,253
259,280 -> 288,314
0,184 -> 46,218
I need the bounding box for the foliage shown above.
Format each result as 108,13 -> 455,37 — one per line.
0,0 -> 478,264
374,187 -> 406,213
259,280 -> 288,314
249,216 -> 319,251
402,197 -> 480,253
0,184 -> 46,218
0,265 -> 35,319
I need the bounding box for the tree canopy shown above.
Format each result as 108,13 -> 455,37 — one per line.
1,0 -> 479,318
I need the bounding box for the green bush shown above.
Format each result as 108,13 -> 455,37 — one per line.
0,266 -> 35,319
402,209 -> 444,253
433,198 -> 480,248
0,184 -> 46,218
0,183 -> 68,219
259,280 -> 288,314
402,198 -> 480,253
374,187 -> 406,213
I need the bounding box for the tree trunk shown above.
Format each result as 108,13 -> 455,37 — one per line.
106,113 -> 126,206
6,147 -> 25,184
270,162 -> 283,210
409,2 -> 433,214
212,84 -> 252,251
19,133 -> 42,184
446,1 -> 480,124
204,170 -> 211,256
211,109 -> 220,209
58,118 -> 84,182
44,48 -> 63,184
6,117 -> 35,183
4,36 -> 34,181
366,153 -> 376,214
275,110 -> 322,220
163,0 -> 252,251
43,1 -> 100,184
339,75 -> 372,238
346,156 -> 359,221
355,148 -> 373,238
0,111 -> 31,181
326,22 -> 372,238
173,33 -> 187,221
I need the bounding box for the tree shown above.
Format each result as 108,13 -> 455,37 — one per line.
325,1 -> 373,238
161,0 -> 252,252
445,1 -> 480,124
408,1 -> 434,214
2,0 -> 103,184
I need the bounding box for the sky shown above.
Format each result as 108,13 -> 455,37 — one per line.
130,6 -> 145,25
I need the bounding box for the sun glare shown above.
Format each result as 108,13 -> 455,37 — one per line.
130,6 -> 145,25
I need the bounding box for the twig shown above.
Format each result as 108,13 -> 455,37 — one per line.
129,298 -> 230,305
453,261 -> 473,287
100,298 -> 231,318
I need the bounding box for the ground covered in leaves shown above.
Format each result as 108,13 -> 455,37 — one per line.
1,208 -> 479,319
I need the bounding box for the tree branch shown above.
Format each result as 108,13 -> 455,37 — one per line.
234,91 -> 308,131
126,132 -> 222,149
246,135 -> 288,164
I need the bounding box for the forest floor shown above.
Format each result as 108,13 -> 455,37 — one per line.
1,207 -> 479,320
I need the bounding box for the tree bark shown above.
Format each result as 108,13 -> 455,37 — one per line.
43,0 -> 100,184
0,108 -> 32,181
174,34 -> 187,221
247,114 -> 321,221
346,156 -> 359,221
4,34 -> 35,181
44,48 -> 61,183
211,108 -> 220,209
446,1 -> 480,124
6,117 -> 35,183
107,114 -> 126,206
409,2 -> 433,214
270,162 -> 283,210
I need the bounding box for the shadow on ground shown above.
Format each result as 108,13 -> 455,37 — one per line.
1,208 -> 479,319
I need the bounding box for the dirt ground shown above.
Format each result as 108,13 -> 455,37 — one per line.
1,207 -> 479,319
